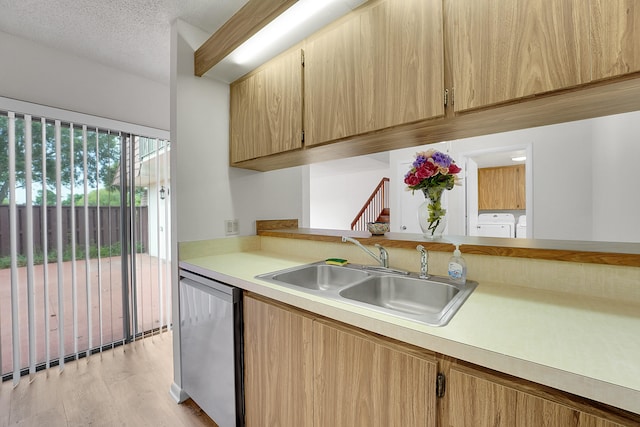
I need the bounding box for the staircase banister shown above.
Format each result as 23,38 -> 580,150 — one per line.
350,177 -> 390,230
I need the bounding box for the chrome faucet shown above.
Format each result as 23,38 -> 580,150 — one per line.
341,236 -> 389,268
416,245 -> 429,279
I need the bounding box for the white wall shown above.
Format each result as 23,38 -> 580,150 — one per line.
591,111 -> 640,242
446,119 -> 595,241
0,30 -> 169,131
443,121 -> 594,240
309,158 -> 391,229
529,120 -> 593,240
171,20 -> 306,243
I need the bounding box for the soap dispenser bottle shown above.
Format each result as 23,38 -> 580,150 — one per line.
448,244 -> 467,285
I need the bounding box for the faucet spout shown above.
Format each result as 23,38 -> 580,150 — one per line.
341,236 -> 389,268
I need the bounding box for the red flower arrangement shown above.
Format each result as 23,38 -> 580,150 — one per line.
404,149 -> 462,238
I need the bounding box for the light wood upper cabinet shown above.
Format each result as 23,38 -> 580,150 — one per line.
228,0 -> 640,171
478,165 -> 526,210
303,14 -> 361,146
304,0 -> 444,147
229,49 -> 303,164
243,295 -> 313,427
450,0 -> 590,112
363,0 -> 445,130
313,320 -> 437,427
590,0 -> 640,80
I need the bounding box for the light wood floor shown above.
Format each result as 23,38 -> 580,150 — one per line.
0,332 -> 218,427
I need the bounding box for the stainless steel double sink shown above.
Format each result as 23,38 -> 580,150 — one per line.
255,261 -> 478,327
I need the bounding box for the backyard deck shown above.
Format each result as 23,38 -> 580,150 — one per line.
0,253 -> 170,376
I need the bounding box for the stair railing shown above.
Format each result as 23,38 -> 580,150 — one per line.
351,177 -> 390,231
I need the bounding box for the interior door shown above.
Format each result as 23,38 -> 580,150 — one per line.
398,161 -> 425,233
465,158 -> 479,236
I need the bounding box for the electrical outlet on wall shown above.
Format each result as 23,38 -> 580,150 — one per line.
225,219 -> 239,236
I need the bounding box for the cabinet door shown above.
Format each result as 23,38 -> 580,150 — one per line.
303,14 -> 361,146
515,164 -> 526,208
313,321 -> 437,427
448,368 -> 517,427
230,73 -> 259,162
516,392 -> 586,426
591,0 -> 640,80
448,367 -> 630,427
478,165 -> 525,210
449,368 -> 580,426
229,49 -> 303,163
304,0 -> 444,147
362,0 -> 444,130
243,295 -> 313,427
578,414 -> 627,427
451,0 -> 590,112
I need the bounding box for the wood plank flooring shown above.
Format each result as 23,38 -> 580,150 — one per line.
0,332 -> 218,427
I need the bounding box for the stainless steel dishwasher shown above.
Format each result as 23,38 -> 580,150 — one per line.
179,269 -> 244,427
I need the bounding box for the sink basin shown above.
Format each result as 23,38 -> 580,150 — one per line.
256,261 -> 478,326
258,263 -> 370,291
339,275 -> 459,315
339,275 -> 477,325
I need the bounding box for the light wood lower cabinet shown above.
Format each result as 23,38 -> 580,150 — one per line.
446,364 -> 634,427
243,295 -> 437,427
313,320 -> 437,427
243,295 -> 314,427
243,295 -> 640,427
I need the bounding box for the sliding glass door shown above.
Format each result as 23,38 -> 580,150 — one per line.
0,109 -> 171,383
131,136 -> 171,338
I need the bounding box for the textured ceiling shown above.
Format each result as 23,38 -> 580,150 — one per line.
0,0 -> 248,84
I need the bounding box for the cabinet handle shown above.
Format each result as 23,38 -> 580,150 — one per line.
436,373 -> 446,398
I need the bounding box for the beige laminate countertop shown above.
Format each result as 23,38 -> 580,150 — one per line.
179,249 -> 640,415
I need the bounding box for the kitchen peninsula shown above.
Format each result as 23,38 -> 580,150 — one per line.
178,226 -> 640,426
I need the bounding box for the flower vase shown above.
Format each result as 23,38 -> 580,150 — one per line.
418,187 -> 447,239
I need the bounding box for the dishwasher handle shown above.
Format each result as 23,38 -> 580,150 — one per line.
180,270 -> 240,303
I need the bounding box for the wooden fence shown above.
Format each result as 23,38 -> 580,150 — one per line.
0,205 -> 148,257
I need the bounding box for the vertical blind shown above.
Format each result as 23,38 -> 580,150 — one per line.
0,107 -> 172,384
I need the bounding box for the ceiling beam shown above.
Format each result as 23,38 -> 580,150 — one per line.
194,0 -> 298,77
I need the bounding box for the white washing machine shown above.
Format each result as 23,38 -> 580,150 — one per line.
516,215 -> 527,238
476,213 -> 515,238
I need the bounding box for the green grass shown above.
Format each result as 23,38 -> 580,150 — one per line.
0,241 -> 146,269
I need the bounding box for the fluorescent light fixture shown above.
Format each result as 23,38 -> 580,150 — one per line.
511,156 -> 527,162
229,0 -> 342,65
